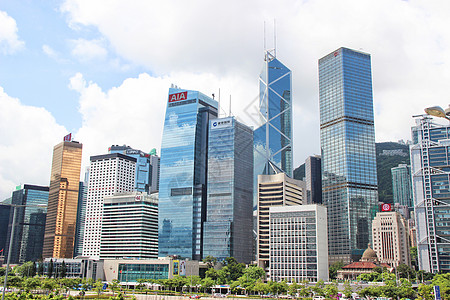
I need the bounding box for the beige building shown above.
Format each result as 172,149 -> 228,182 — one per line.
372,211 -> 410,268
257,173 -> 305,270
43,140 -> 83,258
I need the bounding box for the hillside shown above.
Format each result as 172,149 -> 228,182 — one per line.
293,142 -> 410,203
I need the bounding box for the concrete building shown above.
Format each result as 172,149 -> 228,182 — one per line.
82,153 -> 136,259
372,211 -> 410,268
257,173 -> 305,270
319,47 -> 378,263
74,168 -> 89,257
42,257 -> 104,280
203,117 -> 253,263
410,116 -> 450,273
100,192 -> 158,260
305,155 -> 322,204
43,140 -> 83,259
269,204 -> 328,282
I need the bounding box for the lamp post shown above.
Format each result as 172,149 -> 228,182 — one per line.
1,203 -> 47,300
424,105 -> 450,120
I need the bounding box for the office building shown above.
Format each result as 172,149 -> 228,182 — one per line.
158,88 -> 218,260
4,185 -> 48,263
0,198 -> 12,255
109,145 -> 160,193
203,117 -> 253,263
100,192 -> 158,259
319,47 -> 378,263
43,140 -> 83,259
269,204 -> 328,282
372,211 -> 410,268
82,153 -> 136,259
74,167 -> 89,257
257,173 -> 305,269
410,116 -> 450,273
391,164 -> 413,211
254,50 -> 293,180
305,155 -> 322,204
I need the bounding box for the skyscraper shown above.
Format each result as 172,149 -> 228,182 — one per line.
82,153 -> 136,259
203,117 -> 253,263
254,50 -> 293,179
74,167 -> 89,257
305,155 -> 322,204
410,116 -> 450,273
43,140 -> 82,259
109,145 -> 159,193
391,164 -> 413,209
158,88 -> 218,260
319,47 -> 378,263
5,184 -> 48,263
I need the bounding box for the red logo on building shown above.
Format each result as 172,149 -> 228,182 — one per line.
381,203 -> 392,212
63,133 -> 72,142
334,51 -> 339,57
168,91 -> 188,103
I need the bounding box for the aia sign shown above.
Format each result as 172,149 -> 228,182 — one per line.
168,91 -> 188,103
381,203 -> 392,212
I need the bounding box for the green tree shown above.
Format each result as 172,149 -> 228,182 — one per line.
311,280 -> 325,297
200,277 -> 215,293
42,278 -> 58,294
202,255 -> 217,269
253,280 -> 269,295
110,279 -> 121,296
410,246 -> 418,269
186,275 -> 201,293
328,260 -> 344,279
172,276 -> 188,292
323,281 -> 339,299
397,278 -> 415,299
93,279 -> 104,298
297,280 -> 311,298
397,263 -> 414,279
288,281 -> 300,296
343,281 -> 353,299
23,277 -> 40,292
221,257 -> 245,282
37,262 -> 44,276
243,265 -> 265,281
60,261 -> 67,278
417,283 -> 433,300
432,273 -> 450,300
47,259 -> 53,278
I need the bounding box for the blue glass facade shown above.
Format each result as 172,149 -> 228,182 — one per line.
391,164 -> 413,209
319,48 -> 378,262
5,185 -> 48,263
203,117 -> 253,263
411,117 -> 450,272
254,51 -> 293,183
158,88 -> 218,260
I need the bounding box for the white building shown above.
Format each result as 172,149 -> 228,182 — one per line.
269,204 -> 328,282
257,173 -> 305,270
100,192 -> 158,259
372,211 -> 410,268
82,153 -> 136,259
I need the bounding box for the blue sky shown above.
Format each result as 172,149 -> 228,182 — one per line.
1,0 -> 450,200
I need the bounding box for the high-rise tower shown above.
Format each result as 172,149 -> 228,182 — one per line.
43,139 -> 82,258
203,117 -> 253,263
254,50 -> 293,179
158,88 -> 218,260
319,47 -> 378,263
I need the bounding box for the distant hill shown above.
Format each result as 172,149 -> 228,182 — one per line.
293,142 -> 410,203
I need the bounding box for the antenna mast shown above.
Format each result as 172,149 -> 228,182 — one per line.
218,88 -> 221,117
229,95 -> 232,117
274,19 -> 277,57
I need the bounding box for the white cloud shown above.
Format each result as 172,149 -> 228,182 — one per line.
70,38 -> 108,62
59,0 -> 450,167
0,87 -> 67,200
0,10 -> 25,54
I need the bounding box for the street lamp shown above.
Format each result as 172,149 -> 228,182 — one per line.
0,203 -> 47,300
424,105 -> 450,120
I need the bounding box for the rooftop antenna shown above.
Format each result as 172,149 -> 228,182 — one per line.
229,95 -> 232,117
263,21 -> 267,61
274,19 -> 277,58
218,88 -> 221,117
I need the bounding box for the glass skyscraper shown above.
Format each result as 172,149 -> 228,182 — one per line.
411,116 -> 450,273
5,184 -> 48,263
158,88 -> 218,260
203,117 -> 253,263
254,51 -> 293,180
391,164 -> 413,209
319,47 -> 378,263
